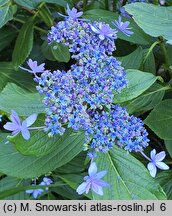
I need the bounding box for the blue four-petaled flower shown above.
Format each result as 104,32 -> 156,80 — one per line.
76,162 -> 109,196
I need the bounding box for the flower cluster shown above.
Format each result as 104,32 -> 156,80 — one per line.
19,6 -> 151,159
85,105 -> 149,156
16,5 -> 169,196
26,177 -> 53,199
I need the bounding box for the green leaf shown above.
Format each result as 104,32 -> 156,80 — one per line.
38,4 -> 54,27
125,3 -> 172,41
145,99 -> 172,140
8,131 -> 56,157
0,5 -> 15,28
14,0 -> 41,9
117,47 -> 144,70
12,19 -> 34,68
0,27 -> 17,52
0,62 -> 36,92
156,170 -> 172,200
84,9 -> 153,45
126,83 -> 167,114
59,173 -> 93,199
142,48 -> 156,74
165,140 -> 172,158
43,0 -> 73,7
0,177 -> 29,200
114,69 -> 158,104
52,184 -> 84,200
51,42 -> 70,63
0,131 -> 84,178
0,0 -> 10,6
41,41 -> 70,62
0,83 -> 45,115
14,0 -> 73,10
8,129 -> 83,158
41,41 -> 56,61
56,152 -> 86,174
93,147 -> 166,200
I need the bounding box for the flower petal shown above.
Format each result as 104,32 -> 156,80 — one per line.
94,179 -> 110,187
34,63 -> 45,72
88,162 -> 97,177
155,162 -> 169,170
25,189 -> 33,194
12,129 -> 21,136
90,25 -> 100,34
4,122 -> 19,131
10,110 -> 21,125
21,121 -> 30,140
94,170 -> 107,179
76,11 -> 83,17
92,183 -> 103,196
147,162 -> 157,177
76,182 -> 88,195
155,151 -> 166,162
150,149 -> 156,160
25,113 -> 37,127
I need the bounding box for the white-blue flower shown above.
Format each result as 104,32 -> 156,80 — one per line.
76,162 -> 109,196
4,110 -> 37,140
147,149 -> 169,177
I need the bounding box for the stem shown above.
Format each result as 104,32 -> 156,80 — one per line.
29,126 -> 46,130
13,17 -> 47,34
33,2 -> 45,20
159,38 -> 172,77
140,151 -> 151,162
142,41 -> 160,65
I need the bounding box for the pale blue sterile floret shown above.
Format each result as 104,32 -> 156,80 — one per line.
26,186 -> 44,199
112,16 -> 133,36
76,162 -> 109,196
90,22 -> 117,40
3,110 -> 37,140
20,59 -> 45,74
147,149 -> 169,177
26,177 -> 53,199
66,4 -> 83,20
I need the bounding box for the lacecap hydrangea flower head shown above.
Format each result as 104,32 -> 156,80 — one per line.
17,4 -> 168,196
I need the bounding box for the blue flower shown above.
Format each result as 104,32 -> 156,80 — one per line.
112,16 -> 133,36
120,7 -> 131,18
147,149 -> 169,177
76,162 -> 109,195
26,177 -> 53,199
3,110 -> 37,140
40,177 -> 53,191
26,186 -> 44,199
90,22 -> 117,40
20,59 -> 45,74
66,4 -> 83,20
